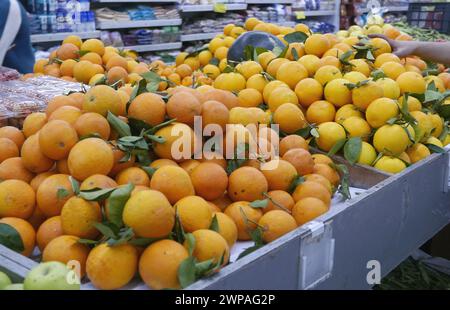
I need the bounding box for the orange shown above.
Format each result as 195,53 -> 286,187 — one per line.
105,55 -> 128,71
282,148 -> 314,176
175,196 -> 212,233
190,163 -> 228,201
59,59 -> 77,77
286,42 -> 305,60
74,112 -> 110,140
73,60 -> 97,84
128,92 -> 166,126
279,135 -> 308,156
115,167 -> 150,187
313,163 -> 340,187
380,61 -> 406,80
312,154 -> 333,165
80,174 -> 117,191
36,174 -> 75,217
80,52 -> 103,65
34,59 -> 48,73
260,159 -> 297,192
46,95 -> 78,117
56,159 -> 70,174
68,138 -> 114,181
149,159 -> 178,169
292,197 -> 329,225
292,180 -> 331,206
197,152 -> 227,170
0,138 -> 19,163
86,243 -> 138,290
276,61 -> 308,89
80,39 -> 105,56
60,197 -> 101,239
314,65 -> 342,85
0,126 -> 25,149
48,106 -> 82,125
166,91 -> 202,126
227,167 -> 268,202
273,103 -> 306,134
304,34 -> 330,57
83,85 -> 122,117
295,78 -> 323,108
152,123 -> 195,162
374,53 -> 401,68
201,100 -> 229,130
304,173 -> 333,194
30,171 -> 56,192
42,235 -> 90,278
0,157 -> 35,183
224,201 -> 263,240
263,190 -> 295,213
258,210 -> 297,243
185,229 -> 229,265
365,97 -> 399,128
21,133 -> 54,173
0,179 -> 35,219
306,100 -> 336,124
123,190 -> 174,238
237,88 -> 263,108
179,159 -> 200,175
38,120 -> 78,160
150,165 -> 195,204
396,71 -> 426,94
56,43 -> 79,60
22,112 -> 47,138
0,217 -> 36,257
324,78 -> 352,107
106,66 -> 128,85
139,239 -> 189,290
36,216 -> 63,251
267,86 -> 298,112
215,212 -> 238,247
298,54 -> 320,77
371,37 -> 392,57
352,81 -> 384,111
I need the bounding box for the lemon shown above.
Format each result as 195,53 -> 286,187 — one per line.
343,71 -> 367,84
365,98 -> 399,128
334,104 -> 363,124
324,78 -> 352,107
406,143 -> 431,163
374,156 -> 406,174
357,142 -> 377,166
426,136 -> 443,148
373,124 -> 409,155
376,78 -> 401,100
236,61 -> 263,80
202,64 -> 221,79
316,122 -> 347,152
341,117 -> 371,140
246,74 -> 268,93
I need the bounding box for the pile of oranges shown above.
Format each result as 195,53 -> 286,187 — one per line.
1,16 -> 448,290
0,80 -> 341,289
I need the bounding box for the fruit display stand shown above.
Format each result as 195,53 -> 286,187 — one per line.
1,149 -> 449,290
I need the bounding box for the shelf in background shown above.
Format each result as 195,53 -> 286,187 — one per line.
246,0 -> 294,4
96,0 -> 179,2
97,18 -> 182,29
121,42 -> 182,52
31,31 -> 101,43
181,32 -> 220,42
181,4 -> 247,12
361,6 -> 409,13
304,10 -> 335,16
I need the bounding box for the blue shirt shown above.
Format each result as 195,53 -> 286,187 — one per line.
0,0 -> 35,73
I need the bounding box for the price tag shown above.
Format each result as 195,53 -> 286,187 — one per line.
295,11 -> 306,20
214,3 -> 227,13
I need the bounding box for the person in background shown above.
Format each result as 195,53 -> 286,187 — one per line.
370,34 -> 450,66
0,0 -> 35,73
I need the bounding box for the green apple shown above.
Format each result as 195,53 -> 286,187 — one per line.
23,262 -> 80,290
0,271 -> 12,289
3,283 -> 23,290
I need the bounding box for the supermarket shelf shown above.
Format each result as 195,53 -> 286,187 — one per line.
96,0 -> 179,2
181,4 -> 247,12
361,6 -> 409,13
30,31 -> 101,43
280,21 -> 296,27
246,0 -> 294,4
121,42 -> 182,52
304,10 -> 335,17
181,32 -> 220,42
97,18 -> 182,29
